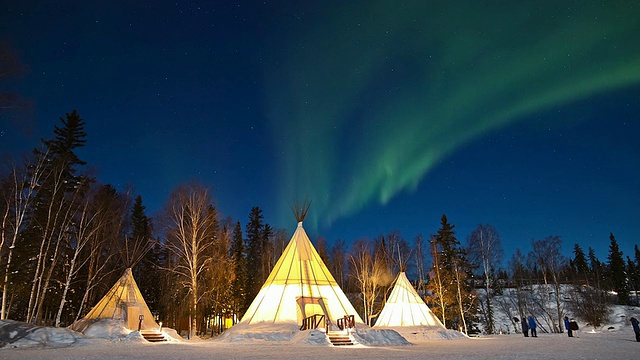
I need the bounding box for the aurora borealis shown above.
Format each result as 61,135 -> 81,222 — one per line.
266,1 -> 640,228
2,1 -> 639,257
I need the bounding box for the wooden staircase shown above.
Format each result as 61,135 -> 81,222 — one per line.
141,331 -> 168,342
327,332 -> 355,346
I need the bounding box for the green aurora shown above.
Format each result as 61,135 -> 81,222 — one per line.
266,1 -> 640,227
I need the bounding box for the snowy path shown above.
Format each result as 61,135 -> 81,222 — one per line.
2,331 -> 638,359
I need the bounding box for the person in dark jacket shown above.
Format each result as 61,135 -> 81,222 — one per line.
521,317 -> 529,337
528,316 -> 537,337
564,316 -> 573,337
569,318 -> 579,335
631,317 -> 640,342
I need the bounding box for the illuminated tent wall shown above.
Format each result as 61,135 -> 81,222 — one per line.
240,221 -> 364,327
71,268 -> 159,333
373,272 -> 445,328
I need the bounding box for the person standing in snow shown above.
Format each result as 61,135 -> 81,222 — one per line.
528,316 -> 537,337
631,317 -> 640,342
564,316 -> 573,337
521,317 -> 529,337
569,318 -> 579,337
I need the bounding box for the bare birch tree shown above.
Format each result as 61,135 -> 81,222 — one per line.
1,153 -> 47,319
54,194 -> 96,326
467,224 -> 503,334
348,239 -> 392,325
529,236 -> 566,333
163,183 -> 216,339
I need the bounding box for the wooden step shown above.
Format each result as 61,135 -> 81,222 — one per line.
141,331 -> 168,342
327,333 -> 354,346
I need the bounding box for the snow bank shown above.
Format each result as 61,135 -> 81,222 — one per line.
217,321 -> 410,346
379,326 -> 467,341
81,319 -> 132,339
351,325 -> 411,346
216,321 -> 333,345
79,319 -> 181,342
0,320 -> 85,348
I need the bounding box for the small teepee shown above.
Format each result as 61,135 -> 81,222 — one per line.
373,272 -> 445,328
240,202 -> 363,329
71,268 -> 159,333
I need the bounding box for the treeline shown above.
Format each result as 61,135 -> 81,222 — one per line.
1,112 -> 639,338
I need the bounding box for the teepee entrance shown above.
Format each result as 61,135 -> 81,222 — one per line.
297,296 -> 330,328
239,218 -> 363,330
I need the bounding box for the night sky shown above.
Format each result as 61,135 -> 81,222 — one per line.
2,1 -> 639,261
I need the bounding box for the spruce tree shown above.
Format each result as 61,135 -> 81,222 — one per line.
427,215 -> 475,333
131,196 -> 160,315
573,244 -> 589,283
244,207 -> 264,302
627,256 -> 639,305
22,110 -> 90,323
260,223 -> 273,285
608,233 -> 629,304
230,221 -> 246,316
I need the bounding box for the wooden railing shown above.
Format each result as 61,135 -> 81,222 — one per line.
336,315 -> 355,330
300,314 -> 325,331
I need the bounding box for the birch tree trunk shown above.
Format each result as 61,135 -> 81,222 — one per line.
35,185 -> 82,324
163,183 -> 215,339
1,156 -> 46,319
27,163 -> 66,323
55,199 -> 99,327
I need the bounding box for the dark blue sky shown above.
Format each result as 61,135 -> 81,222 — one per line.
2,1 -> 639,262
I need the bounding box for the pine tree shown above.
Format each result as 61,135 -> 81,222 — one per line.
588,247 -> 603,289
22,110 -> 90,323
427,215 -> 475,333
627,256 -> 639,305
229,221 -> 246,317
131,196 -> 160,315
573,244 -> 589,284
260,223 -> 273,285
608,233 -> 629,304
244,207 -> 264,302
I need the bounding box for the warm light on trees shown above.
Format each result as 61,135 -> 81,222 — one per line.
163,183 -> 217,339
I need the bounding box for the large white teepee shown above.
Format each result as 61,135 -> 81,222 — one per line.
374,272 -> 445,328
240,221 -> 363,328
71,268 -> 159,333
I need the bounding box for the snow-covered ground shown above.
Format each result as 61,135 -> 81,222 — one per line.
2,319 -> 639,360
2,286 -> 639,360
1,328 -> 638,360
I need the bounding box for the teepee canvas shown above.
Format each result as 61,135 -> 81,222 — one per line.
374,272 -> 445,328
240,221 -> 363,328
71,268 -> 159,332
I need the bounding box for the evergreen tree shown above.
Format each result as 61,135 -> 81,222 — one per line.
588,247 -> 604,289
573,243 -> 589,284
260,223 -> 273,285
627,256 -> 639,305
427,215 -> 475,333
244,207 -> 264,303
131,196 -> 160,315
42,110 -> 87,185
608,233 -> 629,304
21,110 -> 90,323
229,221 -> 246,316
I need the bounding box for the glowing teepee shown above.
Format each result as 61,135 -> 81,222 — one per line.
71,268 -> 159,332
240,205 -> 363,328
373,272 -> 445,328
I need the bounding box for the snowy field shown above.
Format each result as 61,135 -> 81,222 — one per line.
2,329 -> 638,360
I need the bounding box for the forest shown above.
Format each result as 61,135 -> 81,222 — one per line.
1,111 -> 639,339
